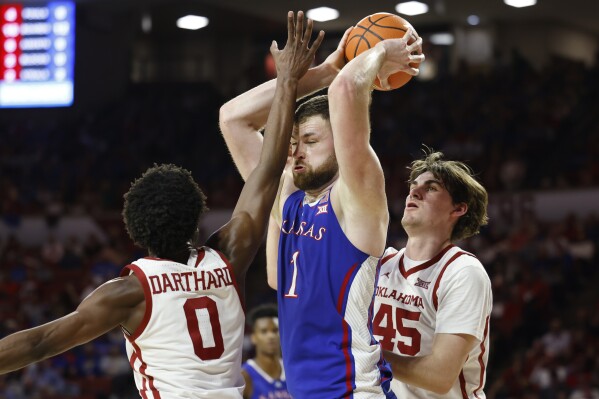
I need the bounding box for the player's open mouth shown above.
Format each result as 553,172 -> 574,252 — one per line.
406,202 -> 418,209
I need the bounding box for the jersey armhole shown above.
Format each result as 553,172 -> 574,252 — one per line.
214,250 -> 246,314
120,264 -> 153,341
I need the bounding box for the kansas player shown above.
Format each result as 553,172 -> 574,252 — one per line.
0,12 -> 323,399
220,16 -> 425,398
375,150 -> 492,398
242,304 -> 291,399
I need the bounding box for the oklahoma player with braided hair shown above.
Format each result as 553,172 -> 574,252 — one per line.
374,149 -> 492,398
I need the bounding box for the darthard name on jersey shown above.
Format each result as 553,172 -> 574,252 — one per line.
148,267 -> 234,294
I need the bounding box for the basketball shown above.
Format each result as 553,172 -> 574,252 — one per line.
345,12 -> 416,91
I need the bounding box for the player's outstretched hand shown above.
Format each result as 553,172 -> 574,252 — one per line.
376,26 -> 425,90
270,11 -> 325,82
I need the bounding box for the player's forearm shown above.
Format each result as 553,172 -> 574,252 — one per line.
332,45 -> 385,96
258,78 -> 298,178
385,350 -> 457,394
220,63 -> 338,182
0,328 -> 49,374
220,63 -> 337,136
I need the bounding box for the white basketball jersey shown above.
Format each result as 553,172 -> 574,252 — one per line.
373,245 -> 492,399
120,247 -> 245,399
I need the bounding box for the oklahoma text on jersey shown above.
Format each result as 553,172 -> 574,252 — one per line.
375,287 -> 425,310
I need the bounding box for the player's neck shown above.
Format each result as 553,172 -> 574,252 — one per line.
405,235 -> 452,261
303,178 -> 336,203
254,353 -> 282,378
150,247 -> 190,265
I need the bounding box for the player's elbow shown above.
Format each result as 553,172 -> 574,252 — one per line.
428,372 -> 460,394
218,104 -> 233,136
329,73 -> 355,99
328,73 -> 369,106
430,380 -> 454,395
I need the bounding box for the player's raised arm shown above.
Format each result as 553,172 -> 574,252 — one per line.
0,275 -> 144,374
210,11 -> 324,277
327,28 -> 424,256
219,26 -> 351,181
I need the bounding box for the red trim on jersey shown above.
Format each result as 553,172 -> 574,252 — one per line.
399,245 -> 455,279
431,251 -> 475,311
214,249 -> 246,314
144,256 -> 171,261
473,316 -> 490,398
459,370 -> 468,399
128,338 -> 162,399
341,319 -> 354,395
381,250 -> 398,266
120,264 -> 153,341
336,263 -> 358,313
194,247 -> 206,267
336,263 -> 358,395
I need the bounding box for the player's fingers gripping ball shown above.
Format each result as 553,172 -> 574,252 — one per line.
345,12 -> 419,90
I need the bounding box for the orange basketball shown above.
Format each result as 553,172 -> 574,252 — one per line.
345,12 -> 415,91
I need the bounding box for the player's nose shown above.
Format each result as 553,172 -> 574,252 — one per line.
292,144 -> 305,159
409,186 -> 422,199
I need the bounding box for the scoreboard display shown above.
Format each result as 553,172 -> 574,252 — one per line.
0,1 -> 75,108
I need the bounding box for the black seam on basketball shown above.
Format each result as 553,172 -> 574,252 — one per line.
350,14 -> 408,60
369,14 -> 408,32
363,15 -> 407,42
354,28 -> 368,58
358,24 -> 384,41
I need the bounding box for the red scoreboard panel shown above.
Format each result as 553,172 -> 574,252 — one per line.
0,1 -> 75,107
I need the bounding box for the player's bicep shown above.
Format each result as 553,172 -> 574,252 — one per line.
221,128 -> 264,182
328,79 -> 386,204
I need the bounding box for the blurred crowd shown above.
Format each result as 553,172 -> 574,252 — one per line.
1,53 -> 599,398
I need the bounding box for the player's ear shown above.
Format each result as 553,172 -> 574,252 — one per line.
452,202 -> 467,217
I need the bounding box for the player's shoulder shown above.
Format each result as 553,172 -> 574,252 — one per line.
444,246 -> 490,281
381,246 -> 404,265
196,246 -> 227,264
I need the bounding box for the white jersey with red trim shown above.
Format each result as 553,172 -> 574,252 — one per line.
373,245 -> 492,399
120,247 -> 245,399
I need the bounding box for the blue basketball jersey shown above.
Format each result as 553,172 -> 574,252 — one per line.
277,188 -> 395,399
242,359 -> 291,399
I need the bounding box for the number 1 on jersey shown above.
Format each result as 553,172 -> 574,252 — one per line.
285,251 -> 300,298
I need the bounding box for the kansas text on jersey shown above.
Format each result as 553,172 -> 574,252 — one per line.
278,188 -> 394,399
